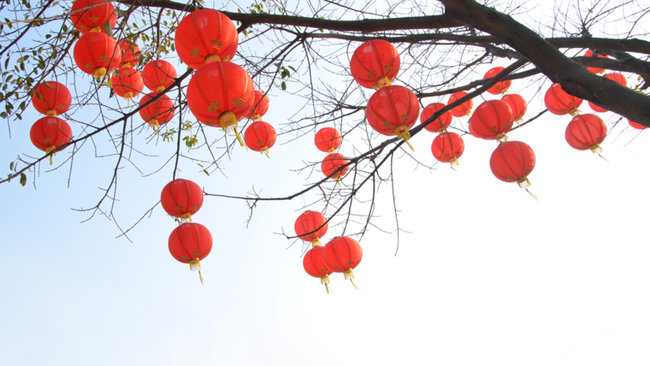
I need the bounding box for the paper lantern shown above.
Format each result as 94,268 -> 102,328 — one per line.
160,179 -> 204,221
490,140 -> 536,186
468,100 -> 513,140
584,50 -> 609,74
314,127 -> 342,153
139,92 -> 174,129
431,132 -> 464,165
604,72 -> 627,87
31,81 -> 71,116
110,67 -> 144,100
70,0 -> 116,34
350,39 -> 400,89
303,247 -> 332,293
483,66 -> 512,94
117,39 -> 140,68
500,94 -> 527,121
249,90 -> 270,120
294,210 -> 328,246
142,60 -> 177,93
447,91 -> 473,117
324,236 -> 362,285
73,32 -> 121,79
565,113 -> 607,152
174,9 -> 238,69
588,101 -> 607,113
321,153 -> 349,182
544,83 -> 582,115
629,120 -> 647,130
168,222 -> 212,283
244,121 -> 276,157
420,102 -> 452,133
366,85 -> 419,148
30,116 -> 73,164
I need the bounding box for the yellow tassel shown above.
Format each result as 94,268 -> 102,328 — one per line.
310,238 -> 322,248
46,109 -> 57,117
569,108 -> 580,117
155,86 -> 165,93
204,54 -> 221,65
395,126 -> 414,151
376,76 -> 392,89
189,259 -> 204,285
94,67 -> 107,82
496,132 -> 509,144
336,178 -> 342,187
180,213 -> 192,222
449,157 -> 459,170
89,26 -> 101,33
234,129 -> 244,147
261,147 -> 270,159
343,269 -> 359,290
321,274 -> 330,294
46,146 -> 55,165
517,177 -> 538,200
590,144 -> 608,161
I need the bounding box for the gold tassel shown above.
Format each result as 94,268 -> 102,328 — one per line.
310,238 -> 322,248
449,157 -> 459,170
189,259 -> 204,285
517,177 -> 538,200
180,213 -> 192,222
343,269 -> 359,290
376,76 -> 392,89
590,144 -> 608,161
321,274 -> 330,294
395,126 -> 414,151
46,146 -> 55,165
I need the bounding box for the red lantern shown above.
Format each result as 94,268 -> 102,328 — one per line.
160,179 -> 204,221
324,236 -> 362,285
321,153 -> 349,182
500,94 -> 527,121
420,102 -> 452,133
584,50 -> 609,74
350,39 -> 400,89
294,210 -> 328,246
110,67 -> 144,100
303,247 -> 333,293
186,61 -> 254,145
490,140 -> 536,186
117,39 -> 140,68
565,114 -> 607,152
447,91 -> 473,117
366,85 -> 419,148
483,66 -> 512,94
604,72 -> 627,87
30,116 -> 73,164
31,81 -> 71,116
168,222 -> 212,283
629,120 -> 647,130
468,100 -> 514,140
249,90 -> 270,120
315,127 -> 342,153
544,83 -> 582,115
174,9 -> 238,69
431,132 -> 464,165
139,92 -> 174,129
588,101 -> 607,113
70,0 -> 117,34
73,32 -> 121,79
142,60 -> 177,93
244,121 -> 276,157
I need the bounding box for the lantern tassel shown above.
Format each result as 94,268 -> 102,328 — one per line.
180,213 -> 193,223
310,238 -> 322,248
234,129 -> 245,146
336,178 -> 342,187
569,108 -> 580,117
376,76 -> 392,89
395,127 -> 414,151
517,177 -> 538,200
46,146 -> 55,165
189,259 -> 204,285
449,157 -> 459,170
590,144 -> 608,161
261,146 -> 270,159
343,269 -> 359,290
320,274 -> 330,294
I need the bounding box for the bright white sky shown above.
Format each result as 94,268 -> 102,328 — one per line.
1,1 -> 650,365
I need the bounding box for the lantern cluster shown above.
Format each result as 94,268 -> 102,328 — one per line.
29,81 -> 73,164
295,211 -> 363,293
243,90 -> 277,157
313,127 -> 348,184
420,102 -> 464,166
139,59 -> 177,131
161,179 -> 212,283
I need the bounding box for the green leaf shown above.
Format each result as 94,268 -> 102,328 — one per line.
9,161 -> 14,170
19,173 -> 26,186
281,81 -> 286,90
103,21 -> 112,37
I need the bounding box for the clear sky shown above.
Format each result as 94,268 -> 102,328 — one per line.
1,1 -> 650,365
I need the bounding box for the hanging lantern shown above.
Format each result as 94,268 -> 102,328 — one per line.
468,100 -> 514,140
244,121 -> 276,157
31,81 -> 71,116
500,94 -> 527,122
70,0 -> 117,34
447,91 -> 473,117
168,222 -> 212,284
565,113 -> 607,153
366,85 -> 419,149
431,132 -> 464,165
604,72 -> 627,87
294,210 -> 328,247
629,120 -> 647,130
323,236 -> 362,287
489,140 -> 536,187
73,32 -> 122,80
160,179 -> 204,221
584,50 -> 609,74
117,39 -> 140,68
249,90 -> 270,120
314,127 -> 342,153
483,66 -> 512,95
544,83 -> 582,115
303,246 -> 333,293
321,153 -> 349,182
174,9 -> 238,69
349,39 -> 400,89
30,116 -> 73,164
588,101 -> 607,113
142,60 -> 177,93
110,67 -> 144,100
420,102 -> 451,133
139,92 -> 174,129
186,61 -> 254,145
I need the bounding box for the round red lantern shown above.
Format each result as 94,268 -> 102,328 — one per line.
588,101 -> 607,113
110,67 -> 144,100
604,72 -> 627,87
70,0 -> 117,34
468,100 -> 514,140
483,66 -> 512,95
321,153 -> 349,182
30,116 -> 73,164
544,83 -> 582,115
174,9 -> 238,69
249,90 -> 270,120
565,114 -> 607,152
139,92 -> 174,129
584,50 -> 609,74
420,102 -> 452,133
489,140 -> 536,186
294,210 -> 328,246
447,91 -> 473,117
629,120 -> 647,130
142,60 -> 177,93
324,236 -> 362,285
431,132 -> 464,165
160,179 -> 204,221
500,94 -> 527,121
244,121 -> 276,157
31,81 -> 71,116
350,39 -> 400,89
117,39 -> 140,68
366,85 -> 419,148
186,61 -> 254,145
315,127 -> 342,153
73,32 -> 121,79
303,246 -> 333,293
168,222 -> 213,283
